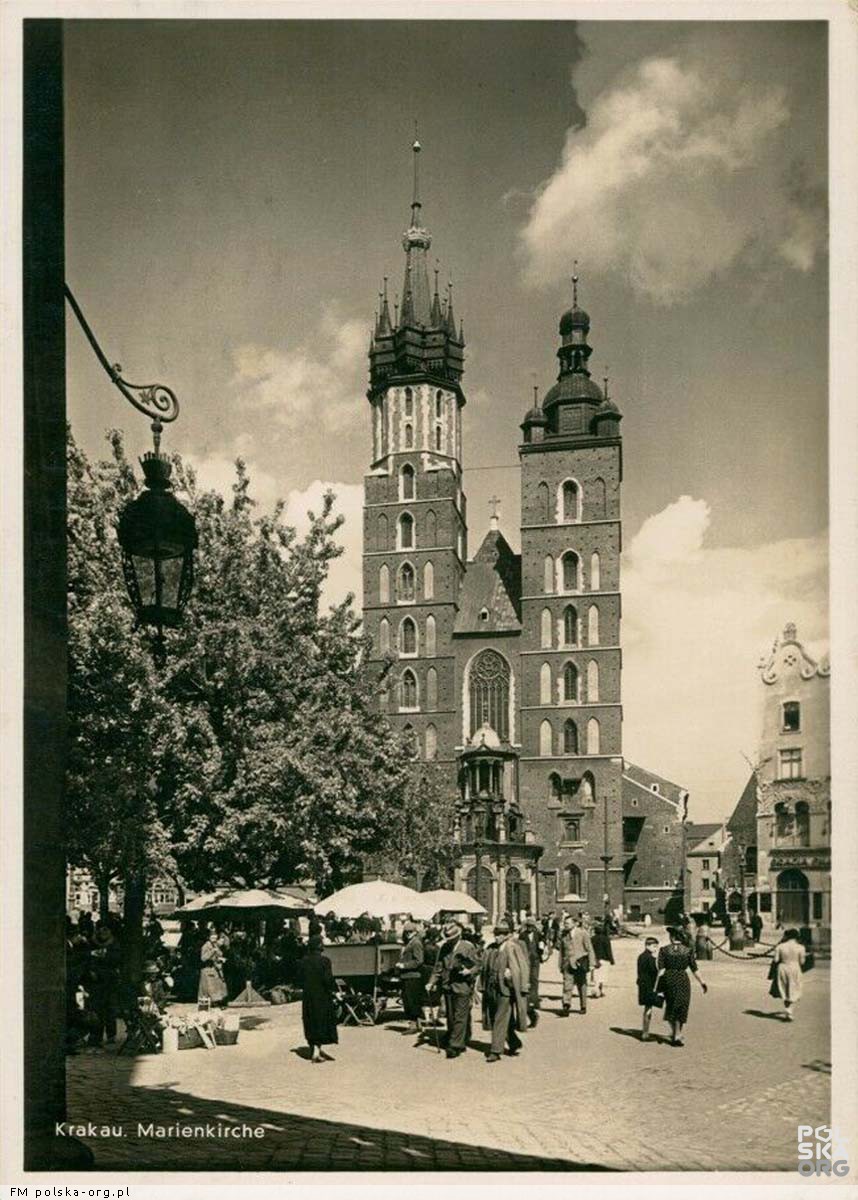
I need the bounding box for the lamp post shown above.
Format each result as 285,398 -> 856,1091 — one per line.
600,786 -> 613,916
737,842 -> 748,927
65,285 -> 197,663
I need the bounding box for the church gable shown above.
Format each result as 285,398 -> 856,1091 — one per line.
453,530 -> 521,635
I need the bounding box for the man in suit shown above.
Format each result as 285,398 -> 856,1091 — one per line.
517,916 -> 544,1026
636,935 -> 660,1041
559,914 -> 595,1015
395,922 -> 425,1034
428,920 -> 481,1058
482,919 -> 529,1062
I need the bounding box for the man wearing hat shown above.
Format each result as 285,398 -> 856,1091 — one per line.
481,919 -> 529,1062
395,922 -> 425,1035
558,913 -> 595,1015
517,916 -> 544,1027
428,920 -> 481,1058
88,924 -> 121,1045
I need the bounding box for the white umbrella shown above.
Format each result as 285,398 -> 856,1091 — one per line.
419,888 -> 487,917
173,887 -> 314,917
314,879 -> 428,920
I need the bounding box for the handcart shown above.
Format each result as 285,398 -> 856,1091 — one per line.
324,942 -> 402,1025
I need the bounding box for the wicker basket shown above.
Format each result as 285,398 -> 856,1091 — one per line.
214,1027 -> 239,1046
177,1027 -> 204,1050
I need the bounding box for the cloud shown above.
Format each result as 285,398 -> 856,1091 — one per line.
520,56 -> 826,302
622,495 -> 828,820
230,304 -> 367,432
186,433 -> 281,512
283,478 -> 364,612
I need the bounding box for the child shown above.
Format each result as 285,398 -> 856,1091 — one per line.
636,936 -> 660,1041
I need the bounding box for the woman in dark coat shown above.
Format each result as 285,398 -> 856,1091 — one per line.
298,935 -> 338,1062
656,926 -> 707,1046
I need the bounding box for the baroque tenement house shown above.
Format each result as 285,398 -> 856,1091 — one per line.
363,145 -> 679,919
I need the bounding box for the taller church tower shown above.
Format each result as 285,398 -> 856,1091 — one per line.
362,142 -> 468,769
518,276 -> 625,914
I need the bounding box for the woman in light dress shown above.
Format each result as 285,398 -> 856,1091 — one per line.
773,928 -> 807,1021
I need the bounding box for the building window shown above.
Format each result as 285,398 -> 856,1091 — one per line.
539,719 -> 553,757
400,464 -> 415,500
399,512 -> 414,549
404,387 -> 413,417
782,701 -> 800,732
565,864 -> 582,897
378,617 -> 390,655
702,858 -> 710,871
590,551 -> 601,591
541,607 -> 552,648
587,660 -> 599,702
812,891 -> 823,920
425,723 -> 438,761
563,604 -> 578,646
745,844 -> 757,874
544,554 -> 555,594
537,481 -> 550,523
592,477 -> 607,519
540,662 -> 552,705
561,551 -> 580,592
435,390 -> 443,418
423,561 -> 434,600
563,662 -> 579,703
563,817 -> 580,842
587,604 -> 599,645
400,617 -> 417,656
379,564 -> 390,604
469,649 -> 511,741
425,614 -> 437,657
426,667 -> 438,710
548,772 -> 561,804
701,901 -> 710,913
425,509 -> 437,545
561,480 -> 580,523
795,801 -> 810,846
377,512 -> 389,550
397,561 -> 415,603
564,719 -> 578,755
435,425 -> 443,451
404,422 -> 413,449
587,717 -> 600,755
479,607 -> 489,622
702,878 -> 710,890
779,748 -> 803,779
400,670 -> 418,710
630,797 -> 638,807
775,801 -> 794,841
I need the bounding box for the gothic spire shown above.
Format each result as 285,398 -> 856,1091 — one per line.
400,137 -> 432,328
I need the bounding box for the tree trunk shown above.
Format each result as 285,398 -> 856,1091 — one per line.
121,871 -> 147,991
96,869 -> 112,923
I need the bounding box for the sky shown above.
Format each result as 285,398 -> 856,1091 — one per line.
64,18 -> 829,822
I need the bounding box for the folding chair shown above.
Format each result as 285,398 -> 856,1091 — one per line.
334,979 -> 376,1026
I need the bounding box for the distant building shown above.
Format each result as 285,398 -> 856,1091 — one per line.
621,763 -> 686,924
685,823 -> 727,916
755,623 -> 830,942
722,772 -> 759,914
66,867 -> 187,918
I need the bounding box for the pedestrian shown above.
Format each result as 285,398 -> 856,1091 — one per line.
297,934 -> 338,1062
771,928 -> 807,1021
590,917 -> 615,998
88,925 -> 121,1045
655,925 -> 708,1046
636,936 -> 661,1041
396,922 -> 426,1034
198,930 -> 228,1007
643,912 -> 652,928
481,919 -> 528,1063
427,920 -> 481,1058
558,914 -> 595,1015
750,910 -> 763,945
518,916 -> 543,1025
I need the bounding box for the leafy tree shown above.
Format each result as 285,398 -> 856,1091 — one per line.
379,762 -> 460,891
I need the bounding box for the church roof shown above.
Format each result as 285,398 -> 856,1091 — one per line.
623,762 -> 687,810
453,528 -> 521,635
726,772 -> 758,836
686,823 -> 724,852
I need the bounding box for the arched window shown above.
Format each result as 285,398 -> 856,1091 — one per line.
399,512 -> 414,550
404,386 -> 413,417
541,607 -> 552,648
377,512 -> 389,550
404,423 -> 414,449
469,649 -> 511,741
587,660 -> 599,702
548,772 -> 562,804
544,554 -> 555,594
537,481 -> 550,523
425,723 -> 438,761
581,771 -> 596,805
423,561 -> 435,600
397,561 -> 415,603
564,719 -> 579,755
588,604 -> 599,646
563,604 -> 578,646
400,464 -> 415,501
562,480 -> 580,523
795,801 -> 810,846
563,662 -> 579,703
378,617 -> 390,655
400,617 -> 417,656
775,802 -> 793,841
425,509 -> 437,545
590,552 -> 601,591
540,662 -> 552,705
426,667 -> 438,710
379,564 -> 390,604
565,864 -> 582,897
400,670 -> 418,710
587,717 -> 600,754
435,425 -> 443,451
592,477 -> 606,518
562,551 -> 580,592
425,614 -> 437,657
539,719 -> 553,757
435,390 -> 443,418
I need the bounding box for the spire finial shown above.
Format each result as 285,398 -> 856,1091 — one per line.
410,126 -> 422,226
532,370 -> 539,405
572,259 -> 579,307
603,363 -> 610,399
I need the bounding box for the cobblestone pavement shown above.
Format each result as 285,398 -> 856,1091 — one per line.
66,938 -> 829,1173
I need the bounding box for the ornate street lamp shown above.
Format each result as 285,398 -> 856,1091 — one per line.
65,285 -> 198,665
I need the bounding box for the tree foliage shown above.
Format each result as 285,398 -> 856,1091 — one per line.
67,428 -> 412,897
379,763 -> 460,891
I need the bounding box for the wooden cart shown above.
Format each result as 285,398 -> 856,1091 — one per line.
324,942 -> 402,1025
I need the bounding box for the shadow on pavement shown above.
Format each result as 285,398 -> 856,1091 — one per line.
239,1015 -> 271,1031
68,1055 -> 607,1171
609,1026 -> 671,1045
803,1060 -> 832,1074
743,1009 -> 787,1021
